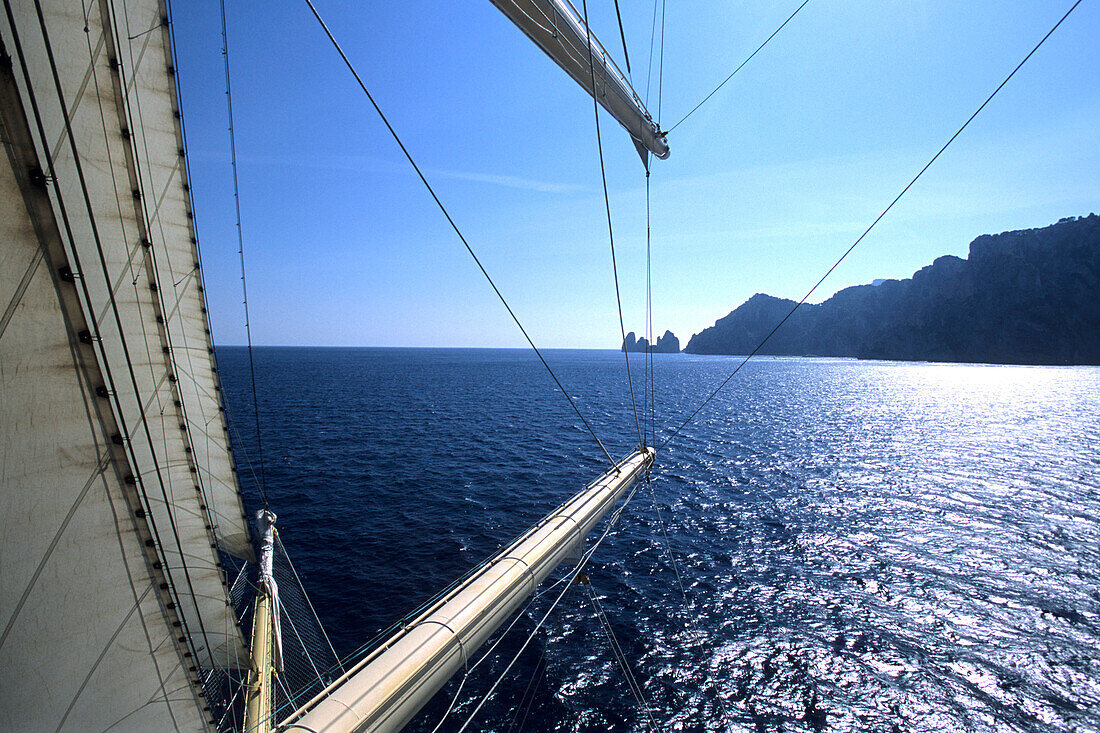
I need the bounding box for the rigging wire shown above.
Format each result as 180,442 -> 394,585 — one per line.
580,576 -> 659,731
580,0 -> 644,449
656,0 -> 666,124
301,0 -> 618,470
454,479 -> 649,732
643,0 -> 659,107
658,0 -> 1085,454
275,533 -> 344,673
505,640 -> 548,733
644,173 -> 655,446
219,0 -> 269,506
666,0 -> 811,134
611,0 -> 631,75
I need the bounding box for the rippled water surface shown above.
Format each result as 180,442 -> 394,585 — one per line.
220,347 -> 1100,732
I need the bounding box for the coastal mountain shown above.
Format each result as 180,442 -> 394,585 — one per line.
622,330 -> 680,353
684,215 -> 1100,365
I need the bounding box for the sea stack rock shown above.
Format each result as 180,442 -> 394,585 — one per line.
654,330 -> 680,353
622,330 -> 680,353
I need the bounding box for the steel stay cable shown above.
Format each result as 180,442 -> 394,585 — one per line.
302,0 -> 618,470
580,577 -> 658,731
645,471 -> 736,725
644,0 -> 659,107
658,0 -> 1084,454
505,639 -> 548,733
219,0 -> 269,507
666,0 -> 811,134
275,532 -> 344,673
455,480 -> 649,732
656,0 -> 666,124
580,0 -> 644,449
611,0 -> 631,75
642,174 -> 652,448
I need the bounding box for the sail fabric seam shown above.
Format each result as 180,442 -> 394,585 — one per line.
0,455 -> 109,653
658,0 -> 1086,453
44,0 -> 249,677
0,11 -> 208,725
106,0 -> 246,575
155,0 -> 253,562
6,0 -> 217,684
166,0 -> 255,562
162,0 -> 247,558
107,0 -> 205,548
54,583 -> 169,733
46,25 -> 101,162
302,0 -> 619,469
89,0 -> 213,653
0,246 -> 44,341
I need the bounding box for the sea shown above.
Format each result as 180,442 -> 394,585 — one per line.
218,347 -> 1100,732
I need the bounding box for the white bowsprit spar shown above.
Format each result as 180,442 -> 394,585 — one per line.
279,449 -> 655,733
488,0 -> 669,163
0,0 -> 665,731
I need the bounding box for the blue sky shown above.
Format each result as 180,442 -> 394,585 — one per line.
173,1 -> 1099,348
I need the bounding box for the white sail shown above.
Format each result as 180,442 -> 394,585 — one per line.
490,0 -> 669,161
1,0 -> 253,728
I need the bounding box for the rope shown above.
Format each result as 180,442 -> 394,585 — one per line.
644,0 -> 659,107
301,0 -> 618,470
611,0 -> 631,75
666,0 -> 811,134
646,472 -> 736,726
219,0 -> 269,506
656,0 -> 666,124
657,0 -> 1085,454
275,533 -> 344,673
580,577 -> 658,731
645,173 -> 655,446
454,481 -> 648,732
580,0 -> 643,448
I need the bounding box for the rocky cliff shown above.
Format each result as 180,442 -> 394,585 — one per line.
684,215 -> 1100,365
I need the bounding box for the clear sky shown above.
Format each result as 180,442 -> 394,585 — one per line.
172,1 -> 1099,349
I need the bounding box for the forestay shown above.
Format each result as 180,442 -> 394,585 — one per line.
1,0 -> 252,729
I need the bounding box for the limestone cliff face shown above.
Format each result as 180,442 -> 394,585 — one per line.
684,215 -> 1100,365
622,330 -> 681,353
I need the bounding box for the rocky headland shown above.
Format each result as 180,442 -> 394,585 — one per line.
684,215 -> 1100,365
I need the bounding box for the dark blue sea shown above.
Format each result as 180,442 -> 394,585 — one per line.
219,347 -> 1100,732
